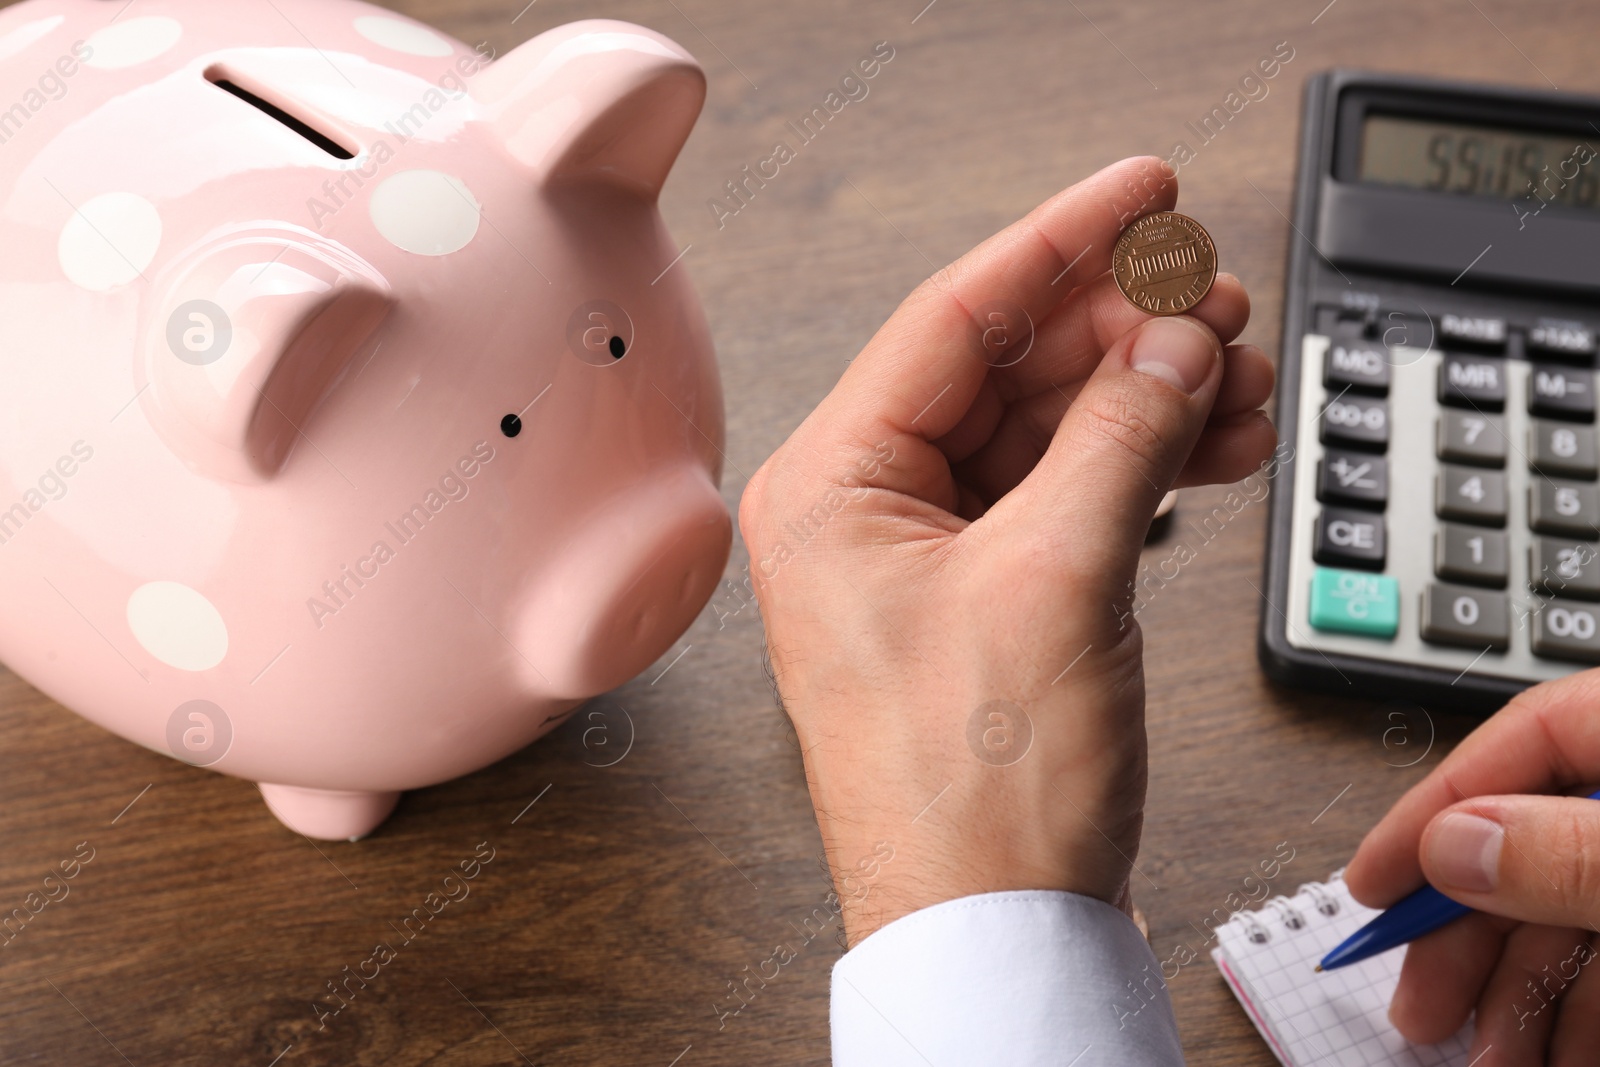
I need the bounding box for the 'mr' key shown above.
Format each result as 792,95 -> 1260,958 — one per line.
1438,354 -> 1505,410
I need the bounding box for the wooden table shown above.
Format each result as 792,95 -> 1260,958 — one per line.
4,0 -> 1596,1063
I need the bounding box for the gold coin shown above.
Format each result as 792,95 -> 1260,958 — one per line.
1112,211 -> 1217,316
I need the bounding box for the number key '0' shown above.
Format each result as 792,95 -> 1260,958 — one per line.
1421,583 -> 1509,649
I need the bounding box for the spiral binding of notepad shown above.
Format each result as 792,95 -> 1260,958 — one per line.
1224,871 -> 1347,945
1211,870 -> 1472,1067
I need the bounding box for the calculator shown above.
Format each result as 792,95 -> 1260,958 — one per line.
1259,70 -> 1600,711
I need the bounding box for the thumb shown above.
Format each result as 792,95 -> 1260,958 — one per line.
998,314 -> 1222,578
1420,795 -> 1600,931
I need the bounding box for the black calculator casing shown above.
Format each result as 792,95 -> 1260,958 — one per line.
1260,70 -> 1600,712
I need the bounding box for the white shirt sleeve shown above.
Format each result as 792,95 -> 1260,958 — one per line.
831,891 -> 1185,1066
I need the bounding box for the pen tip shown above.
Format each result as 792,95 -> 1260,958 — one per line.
1313,964 -> 1323,973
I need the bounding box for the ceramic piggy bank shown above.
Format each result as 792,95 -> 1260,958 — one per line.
0,1 -> 729,838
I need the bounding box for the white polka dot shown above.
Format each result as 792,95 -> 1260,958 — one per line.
369,170 -> 479,256
127,582 -> 229,672
0,16 -> 64,62
353,15 -> 452,57
82,16 -> 182,70
58,192 -> 162,291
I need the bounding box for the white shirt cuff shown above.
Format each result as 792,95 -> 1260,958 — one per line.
831,890 -> 1184,1066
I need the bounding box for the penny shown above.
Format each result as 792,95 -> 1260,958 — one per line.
1112,211 -> 1217,316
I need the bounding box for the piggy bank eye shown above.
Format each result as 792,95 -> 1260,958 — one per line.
500,414 -> 522,438
608,335 -> 626,359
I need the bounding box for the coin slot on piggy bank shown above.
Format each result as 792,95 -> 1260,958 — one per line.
205,65 -> 358,160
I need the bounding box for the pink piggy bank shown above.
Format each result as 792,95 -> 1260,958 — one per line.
0,1 -> 730,838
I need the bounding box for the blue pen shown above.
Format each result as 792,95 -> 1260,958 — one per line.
1318,787 -> 1600,972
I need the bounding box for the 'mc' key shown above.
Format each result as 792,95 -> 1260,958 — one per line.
1323,342 -> 1390,392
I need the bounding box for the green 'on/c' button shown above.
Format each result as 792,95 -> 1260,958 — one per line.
1309,567 -> 1399,638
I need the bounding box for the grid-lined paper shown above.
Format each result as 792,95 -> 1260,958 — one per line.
1211,872 -> 1473,1067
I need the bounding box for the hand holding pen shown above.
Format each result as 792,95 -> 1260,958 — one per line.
1344,668 -> 1600,1066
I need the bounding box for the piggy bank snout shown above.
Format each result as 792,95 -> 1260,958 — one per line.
519,467 -> 731,698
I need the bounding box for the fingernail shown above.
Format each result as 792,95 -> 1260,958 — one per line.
1427,812 -> 1503,893
1131,317 -> 1216,394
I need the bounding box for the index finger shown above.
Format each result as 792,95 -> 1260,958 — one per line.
1346,668 -> 1600,907
807,155 -> 1178,450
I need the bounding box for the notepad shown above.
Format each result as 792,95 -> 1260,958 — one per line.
1210,870 -> 1473,1066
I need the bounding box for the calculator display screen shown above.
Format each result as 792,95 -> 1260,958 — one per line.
1359,114 -> 1600,209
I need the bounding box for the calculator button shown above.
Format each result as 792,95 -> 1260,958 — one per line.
1528,365 -> 1596,421
1317,451 -> 1387,508
1313,508 -> 1385,568
1320,395 -> 1388,450
1433,412 -> 1504,463
1529,319 -> 1595,359
1438,355 -> 1506,410
1529,480 -> 1600,538
1531,600 -> 1600,663
1435,524 -> 1507,587
1323,341 -> 1390,393
1529,420 -> 1598,478
1437,411 -> 1507,466
1529,539 -> 1600,600
1308,567 -> 1398,638
1435,465 -> 1507,526
1439,314 -> 1507,350
1420,584 -> 1510,649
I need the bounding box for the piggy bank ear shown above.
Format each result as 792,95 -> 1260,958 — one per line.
473,20 -> 705,198
140,231 -> 393,482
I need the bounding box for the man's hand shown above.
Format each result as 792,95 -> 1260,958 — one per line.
1346,669 -> 1600,1066
738,157 -> 1275,944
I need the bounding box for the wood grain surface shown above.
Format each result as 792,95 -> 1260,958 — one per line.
3,0 -> 1598,1064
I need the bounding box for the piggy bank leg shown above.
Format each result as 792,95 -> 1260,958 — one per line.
258,783 -> 400,841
